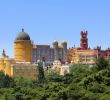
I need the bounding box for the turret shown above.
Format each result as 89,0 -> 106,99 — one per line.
61,40 -> 67,62
53,40 -> 59,60
2,49 -> 6,58
14,29 -> 32,62
53,40 -> 58,48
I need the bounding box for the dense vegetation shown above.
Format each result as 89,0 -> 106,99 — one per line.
0,57 -> 110,100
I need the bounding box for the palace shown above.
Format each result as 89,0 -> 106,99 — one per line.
0,29 -> 110,78
67,31 -> 110,64
0,29 -> 67,78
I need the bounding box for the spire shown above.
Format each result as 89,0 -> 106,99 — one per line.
22,28 -> 24,32
2,49 -> 6,58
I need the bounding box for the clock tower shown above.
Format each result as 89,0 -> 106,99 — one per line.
80,31 -> 88,50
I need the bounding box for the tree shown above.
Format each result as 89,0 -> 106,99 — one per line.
37,61 -> 45,81
4,74 -> 14,88
95,57 -> 109,70
14,77 -> 33,87
0,71 -> 14,88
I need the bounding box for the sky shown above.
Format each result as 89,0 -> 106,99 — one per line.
0,0 -> 110,57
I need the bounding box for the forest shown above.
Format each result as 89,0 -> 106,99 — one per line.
0,57 -> 110,100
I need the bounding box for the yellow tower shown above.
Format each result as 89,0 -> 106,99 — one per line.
0,49 -> 15,76
14,29 -> 33,62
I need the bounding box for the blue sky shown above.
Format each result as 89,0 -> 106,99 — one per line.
0,0 -> 110,57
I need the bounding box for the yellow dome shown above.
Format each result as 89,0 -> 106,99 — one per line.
62,40 -> 67,44
53,40 -> 58,43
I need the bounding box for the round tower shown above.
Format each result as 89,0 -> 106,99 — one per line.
53,40 -> 59,60
62,40 -> 67,62
14,29 -> 32,62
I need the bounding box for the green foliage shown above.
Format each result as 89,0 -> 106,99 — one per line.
45,72 -> 63,82
95,57 -> 109,71
0,58 -> 110,99
37,61 -> 45,81
70,64 -> 91,83
0,71 -> 14,88
14,77 -> 33,87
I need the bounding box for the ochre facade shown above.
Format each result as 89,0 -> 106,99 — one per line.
14,40 -> 32,62
0,50 -> 15,76
11,63 -> 37,80
0,29 -> 37,79
67,47 -> 96,64
0,51 -> 37,79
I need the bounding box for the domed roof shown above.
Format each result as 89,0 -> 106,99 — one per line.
15,29 -> 30,41
62,40 -> 67,44
53,40 -> 58,44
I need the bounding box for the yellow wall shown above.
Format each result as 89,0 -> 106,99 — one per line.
0,57 -> 37,79
4,59 -> 15,76
11,64 -> 37,80
0,59 -> 5,71
67,48 -> 96,64
14,40 -> 32,62
0,58 -> 15,76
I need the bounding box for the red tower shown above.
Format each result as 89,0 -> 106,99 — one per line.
80,31 -> 88,50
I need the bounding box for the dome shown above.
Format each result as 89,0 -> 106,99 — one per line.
62,40 -> 67,44
15,29 -> 30,41
53,40 -> 58,44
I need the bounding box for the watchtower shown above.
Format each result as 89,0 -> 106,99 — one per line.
80,31 -> 88,50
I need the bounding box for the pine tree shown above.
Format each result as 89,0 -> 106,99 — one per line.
37,60 -> 45,81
